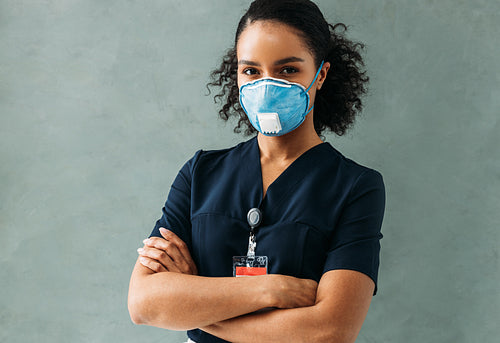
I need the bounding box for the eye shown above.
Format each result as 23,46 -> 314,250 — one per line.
281,66 -> 298,74
242,67 -> 259,75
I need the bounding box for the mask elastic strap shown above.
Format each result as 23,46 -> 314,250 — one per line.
305,60 -> 325,93
305,103 -> 315,116
304,60 -> 325,114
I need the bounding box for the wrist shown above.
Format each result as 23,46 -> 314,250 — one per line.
256,274 -> 280,308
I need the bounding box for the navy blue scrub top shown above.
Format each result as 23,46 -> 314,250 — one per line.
149,136 -> 385,343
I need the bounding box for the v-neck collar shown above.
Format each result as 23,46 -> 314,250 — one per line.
249,136 -> 329,207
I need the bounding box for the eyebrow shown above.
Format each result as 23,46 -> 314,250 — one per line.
238,56 -> 305,66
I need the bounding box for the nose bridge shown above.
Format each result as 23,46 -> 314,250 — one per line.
261,68 -> 272,78
260,63 -> 276,78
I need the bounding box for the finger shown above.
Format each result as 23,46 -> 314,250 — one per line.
138,246 -> 182,273
144,238 -> 186,268
138,256 -> 167,273
146,234 -> 197,275
159,228 -> 198,274
140,241 -> 191,274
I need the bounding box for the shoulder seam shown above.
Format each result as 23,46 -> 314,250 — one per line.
345,169 -> 370,205
189,149 -> 204,176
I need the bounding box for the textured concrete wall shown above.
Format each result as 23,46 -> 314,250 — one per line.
1,0 -> 498,342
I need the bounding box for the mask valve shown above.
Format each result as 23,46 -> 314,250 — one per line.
257,113 -> 282,135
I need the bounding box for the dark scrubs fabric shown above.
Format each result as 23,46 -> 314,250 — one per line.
149,136 -> 385,343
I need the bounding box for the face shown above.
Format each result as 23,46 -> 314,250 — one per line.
236,20 -> 329,104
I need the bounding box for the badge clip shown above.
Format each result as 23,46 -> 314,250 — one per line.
233,208 -> 268,277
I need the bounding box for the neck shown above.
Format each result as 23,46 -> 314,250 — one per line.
257,113 -> 323,162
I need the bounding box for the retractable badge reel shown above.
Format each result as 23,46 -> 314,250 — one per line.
232,208 -> 268,277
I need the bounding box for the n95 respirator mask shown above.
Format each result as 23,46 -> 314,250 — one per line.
239,61 -> 324,136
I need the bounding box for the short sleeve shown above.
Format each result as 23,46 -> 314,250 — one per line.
322,169 -> 386,295
148,150 -> 203,253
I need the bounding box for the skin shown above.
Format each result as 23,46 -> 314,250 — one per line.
128,20 -> 375,342
237,20 -> 330,196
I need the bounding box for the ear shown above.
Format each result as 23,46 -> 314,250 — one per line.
316,61 -> 331,90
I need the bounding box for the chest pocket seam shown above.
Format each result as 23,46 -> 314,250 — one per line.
295,220 -> 329,240
191,212 -> 248,225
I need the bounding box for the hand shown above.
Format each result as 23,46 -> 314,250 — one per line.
137,228 -> 198,275
266,274 -> 318,309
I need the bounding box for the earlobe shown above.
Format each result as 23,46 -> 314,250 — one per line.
317,72 -> 327,90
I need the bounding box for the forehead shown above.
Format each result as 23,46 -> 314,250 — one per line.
236,20 -> 313,61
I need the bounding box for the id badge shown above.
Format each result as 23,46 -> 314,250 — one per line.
233,255 -> 268,277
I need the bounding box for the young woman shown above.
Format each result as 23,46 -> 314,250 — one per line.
128,1 -> 386,342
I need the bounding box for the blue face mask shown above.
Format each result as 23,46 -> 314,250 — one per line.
239,61 -> 324,136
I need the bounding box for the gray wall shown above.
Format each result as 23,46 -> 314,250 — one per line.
1,0 -> 498,342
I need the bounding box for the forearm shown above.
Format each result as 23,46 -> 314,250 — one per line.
202,303 -> 348,343
202,270 -> 375,343
128,260 -> 274,330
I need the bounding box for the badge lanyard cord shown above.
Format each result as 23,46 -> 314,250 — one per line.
232,208 -> 267,275
246,208 -> 262,258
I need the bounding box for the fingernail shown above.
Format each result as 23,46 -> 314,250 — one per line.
139,256 -> 147,263
137,248 -> 144,254
143,239 -> 150,245
160,227 -> 168,233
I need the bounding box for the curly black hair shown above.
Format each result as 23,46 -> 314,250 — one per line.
207,0 -> 369,136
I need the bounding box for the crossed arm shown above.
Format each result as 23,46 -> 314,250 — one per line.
201,269 -> 374,343
128,228 -> 375,343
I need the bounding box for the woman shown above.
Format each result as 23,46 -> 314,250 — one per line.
128,0 -> 385,342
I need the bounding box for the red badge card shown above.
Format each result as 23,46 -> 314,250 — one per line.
233,256 -> 268,277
